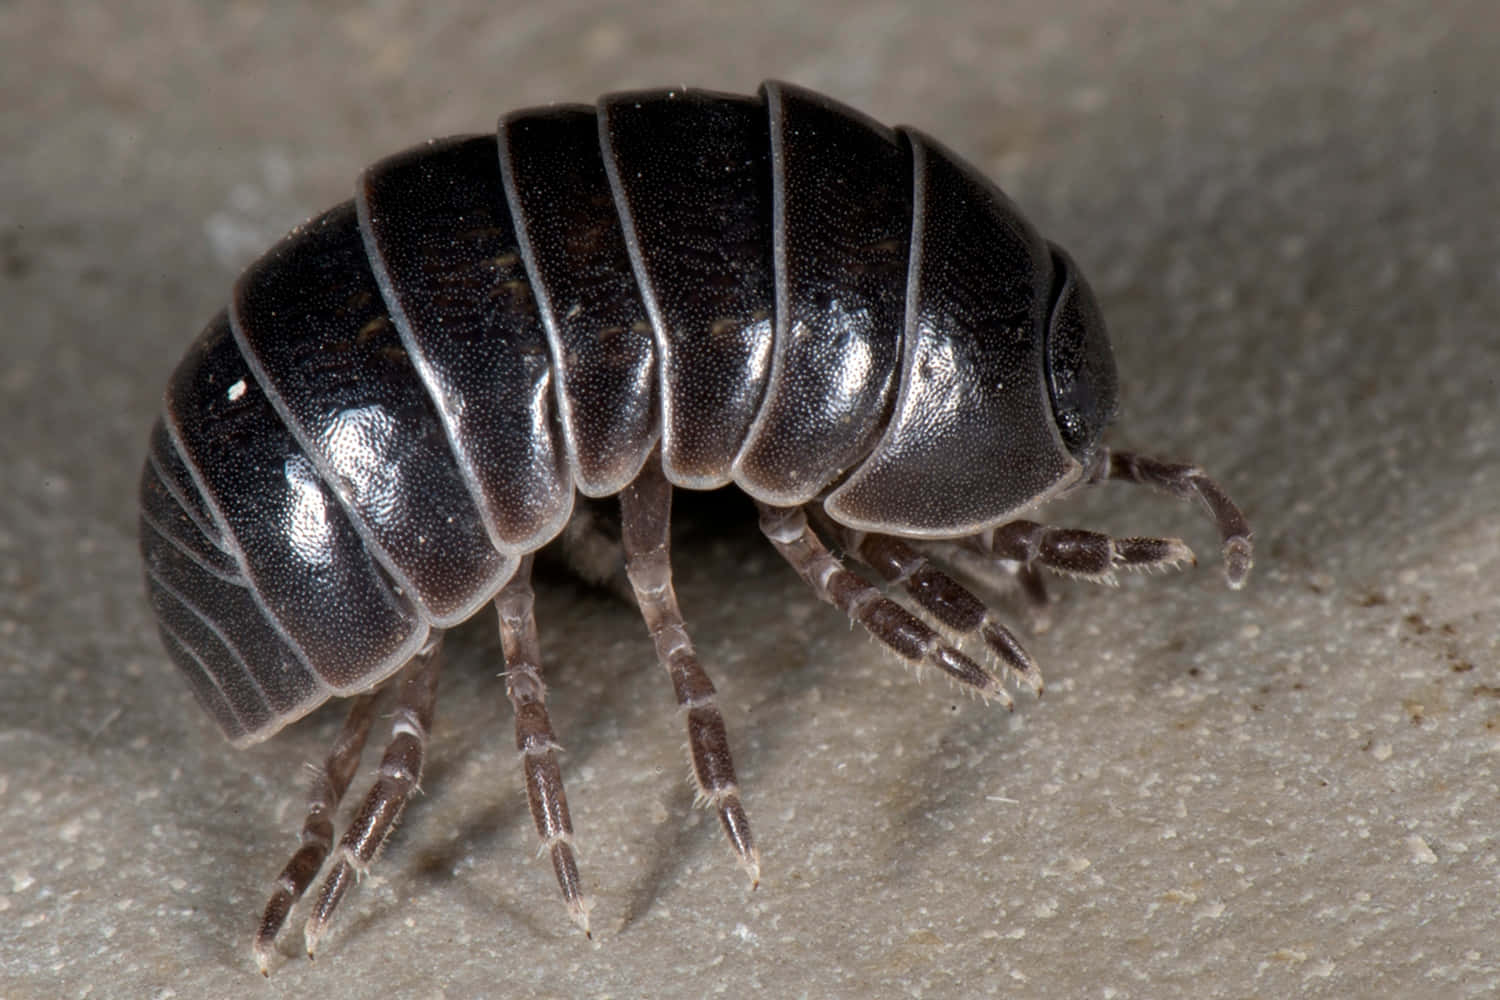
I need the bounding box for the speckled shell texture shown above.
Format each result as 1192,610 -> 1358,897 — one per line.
138,82 -> 1083,745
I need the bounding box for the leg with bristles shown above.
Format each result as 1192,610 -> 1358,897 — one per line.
1104,450 -> 1253,588
303,640 -> 443,959
756,503 -> 1010,706
494,555 -> 591,934
620,456 -> 759,886
944,447 -> 1250,598
821,523 -> 1044,697
254,691 -> 380,975
960,519 -> 1198,586
905,537 -> 1056,633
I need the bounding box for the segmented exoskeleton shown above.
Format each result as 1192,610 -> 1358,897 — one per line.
138,81 -> 1252,973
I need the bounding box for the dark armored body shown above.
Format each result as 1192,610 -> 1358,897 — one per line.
138,82 -> 1251,971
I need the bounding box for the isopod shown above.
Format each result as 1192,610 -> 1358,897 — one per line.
137,81 -> 1253,973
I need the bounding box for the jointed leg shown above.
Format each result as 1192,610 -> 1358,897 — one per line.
938,449 -> 1249,619
1104,451 -> 1253,588
303,640 -> 443,959
255,691 -> 380,975
756,503 -> 1011,705
494,555 -> 591,933
620,457 -> 759,885
822,524 -> 1044,696
905,537 -> 1057,632
960,519 -> 1196,585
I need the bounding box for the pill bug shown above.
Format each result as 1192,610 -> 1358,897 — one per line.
137,81 -> 1253,972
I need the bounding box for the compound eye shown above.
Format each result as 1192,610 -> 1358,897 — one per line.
1044,245 -> 1118,459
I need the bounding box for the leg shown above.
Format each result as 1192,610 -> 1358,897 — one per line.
824,523 -> 1044,696
254,691 -> 380,975
494,555 -> 591,934
909,538 -> 1056,633
620,456 -> 758,885
756,503 -> 1011,706
1104,450 -> 1253,588
304,640 -> 443,959
943,447 -> 1249,603
961,519 -> 1196,585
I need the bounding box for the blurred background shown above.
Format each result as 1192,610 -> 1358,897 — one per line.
3,1 -> 1498,997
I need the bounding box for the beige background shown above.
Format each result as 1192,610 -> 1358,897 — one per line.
4,1 -> 1498,997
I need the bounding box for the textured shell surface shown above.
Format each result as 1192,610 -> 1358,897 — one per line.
138,81 -> 1118,746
